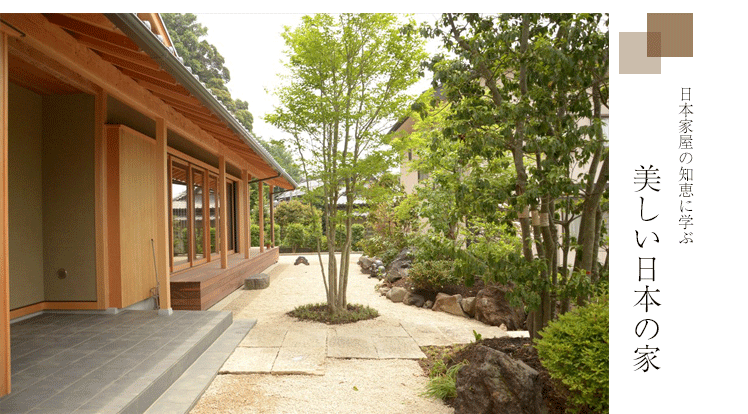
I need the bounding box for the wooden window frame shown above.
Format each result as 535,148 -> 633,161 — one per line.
168,154 -> 241,272
169,157 -> 191,273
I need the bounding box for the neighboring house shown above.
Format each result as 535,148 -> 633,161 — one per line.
0,13 -> 296,396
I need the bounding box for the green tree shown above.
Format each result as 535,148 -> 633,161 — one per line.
421,13 -> 609,337
267,13 -> 426,312
163,13 -> 254,131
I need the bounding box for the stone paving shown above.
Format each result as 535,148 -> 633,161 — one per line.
212,253 -> 528,376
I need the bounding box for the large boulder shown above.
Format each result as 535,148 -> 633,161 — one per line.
403,292 -> 425,308
454,345 -> 543,414
474,286 -> 525,330
385,248 -> 412,283
386,286 -> 408,303
432,293 -> 467,317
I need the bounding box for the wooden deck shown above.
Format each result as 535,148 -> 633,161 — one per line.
170,248 -> 279,310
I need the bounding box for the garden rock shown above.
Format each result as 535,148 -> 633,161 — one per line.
460,297 -> 477,317
432,293 -> 467,317
474,286 -> 525,330
403,292 -> 425,308
244,273 -> 270,290
454,345 -> 543,414
378,286 -> 391,296
386,286 -> 408,303
358,256 -> 375,274
423,300 -> 434,309
385,248 -> 412,283
294,256 -> 309,265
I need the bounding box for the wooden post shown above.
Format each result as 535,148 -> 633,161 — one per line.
241,170 -> 249,259
0,31 -> 11,397
155,118 -> 171,311
269,186 -> 275,247
219,156 -> 228,269
94,89 -> 109,310
258,182 -> 264,253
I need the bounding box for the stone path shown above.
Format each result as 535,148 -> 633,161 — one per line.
191,253 -> 528,413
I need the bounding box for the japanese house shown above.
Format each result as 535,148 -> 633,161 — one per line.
0,13 -> 295,396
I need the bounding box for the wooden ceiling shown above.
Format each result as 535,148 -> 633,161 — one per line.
8,13 -> 291,188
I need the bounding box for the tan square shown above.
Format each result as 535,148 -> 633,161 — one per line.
648,13 -> 693,57
619,32 -> 661,75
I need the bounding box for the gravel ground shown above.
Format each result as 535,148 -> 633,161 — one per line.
191,252 -> 498,414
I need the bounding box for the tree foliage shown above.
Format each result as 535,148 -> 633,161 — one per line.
418,13 -> 609,337
162,13 -> 254,131
267,13 -> 426,311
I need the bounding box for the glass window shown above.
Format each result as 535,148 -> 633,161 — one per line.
209,174 -> 219,258
171,161 -> 189,269
192,168 -> 205,262
226,181 -> 236,252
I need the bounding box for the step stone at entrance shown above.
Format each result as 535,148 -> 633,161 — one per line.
244,273 -> 270,290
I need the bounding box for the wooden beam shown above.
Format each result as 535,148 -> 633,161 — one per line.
0,31 -> 11,398
269,187 -> 275,247
94,89 -> 109,310
258,182 -> 264,253
72,32 -> 161,70
136,78 -> 201,107
8,36 -> 97,95
240,170 -> 249,259
43,13 -> 140,51
156,118 -> 171,310
116,65 -> 177,87
61,14 -> 120,32
2,14 -> 254,180
219,156 -> 228,269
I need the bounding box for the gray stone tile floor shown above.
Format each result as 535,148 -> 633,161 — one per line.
0,310 -> 232,414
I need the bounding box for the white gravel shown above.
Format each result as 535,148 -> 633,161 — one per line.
191,252 -> 509,414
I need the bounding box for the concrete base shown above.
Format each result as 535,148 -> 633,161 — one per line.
158,308 -> 174,316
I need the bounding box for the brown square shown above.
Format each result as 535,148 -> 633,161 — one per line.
647,13 -> 693,57
647,32 -> 661,57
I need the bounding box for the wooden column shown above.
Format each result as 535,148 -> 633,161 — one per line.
94,88 -> 109,310
0,31 -> 11,397
218,156 -> 228,269
155,118 -> 171,311
241,170 -> 249,259
269,186 -> 275,247
258,182 -> 264,253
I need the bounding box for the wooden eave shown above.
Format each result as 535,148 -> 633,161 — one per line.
3,13 -> 293,189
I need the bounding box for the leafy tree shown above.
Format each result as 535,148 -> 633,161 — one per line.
163,13 -> 254,131
275,199 -> 317,228
267,13 -> 426,312
420,13 -> 609,337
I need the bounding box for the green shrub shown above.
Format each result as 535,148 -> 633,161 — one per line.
409,260 -> 461,291
250,224 -> 260,247
535,295 -> 609,414
423,362 -> 466,401
351,224 -> 365,250
284,223 -> 306,253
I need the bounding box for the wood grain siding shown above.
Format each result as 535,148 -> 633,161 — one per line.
117,125 -> 158,308
170,248 -> 279,310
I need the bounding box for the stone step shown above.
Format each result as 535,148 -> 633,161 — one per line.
111,312 -> 233,414
144,319 -> 256,414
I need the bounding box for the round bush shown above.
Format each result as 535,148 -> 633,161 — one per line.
408,260 -> 461,291
534,295 -> 609,414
